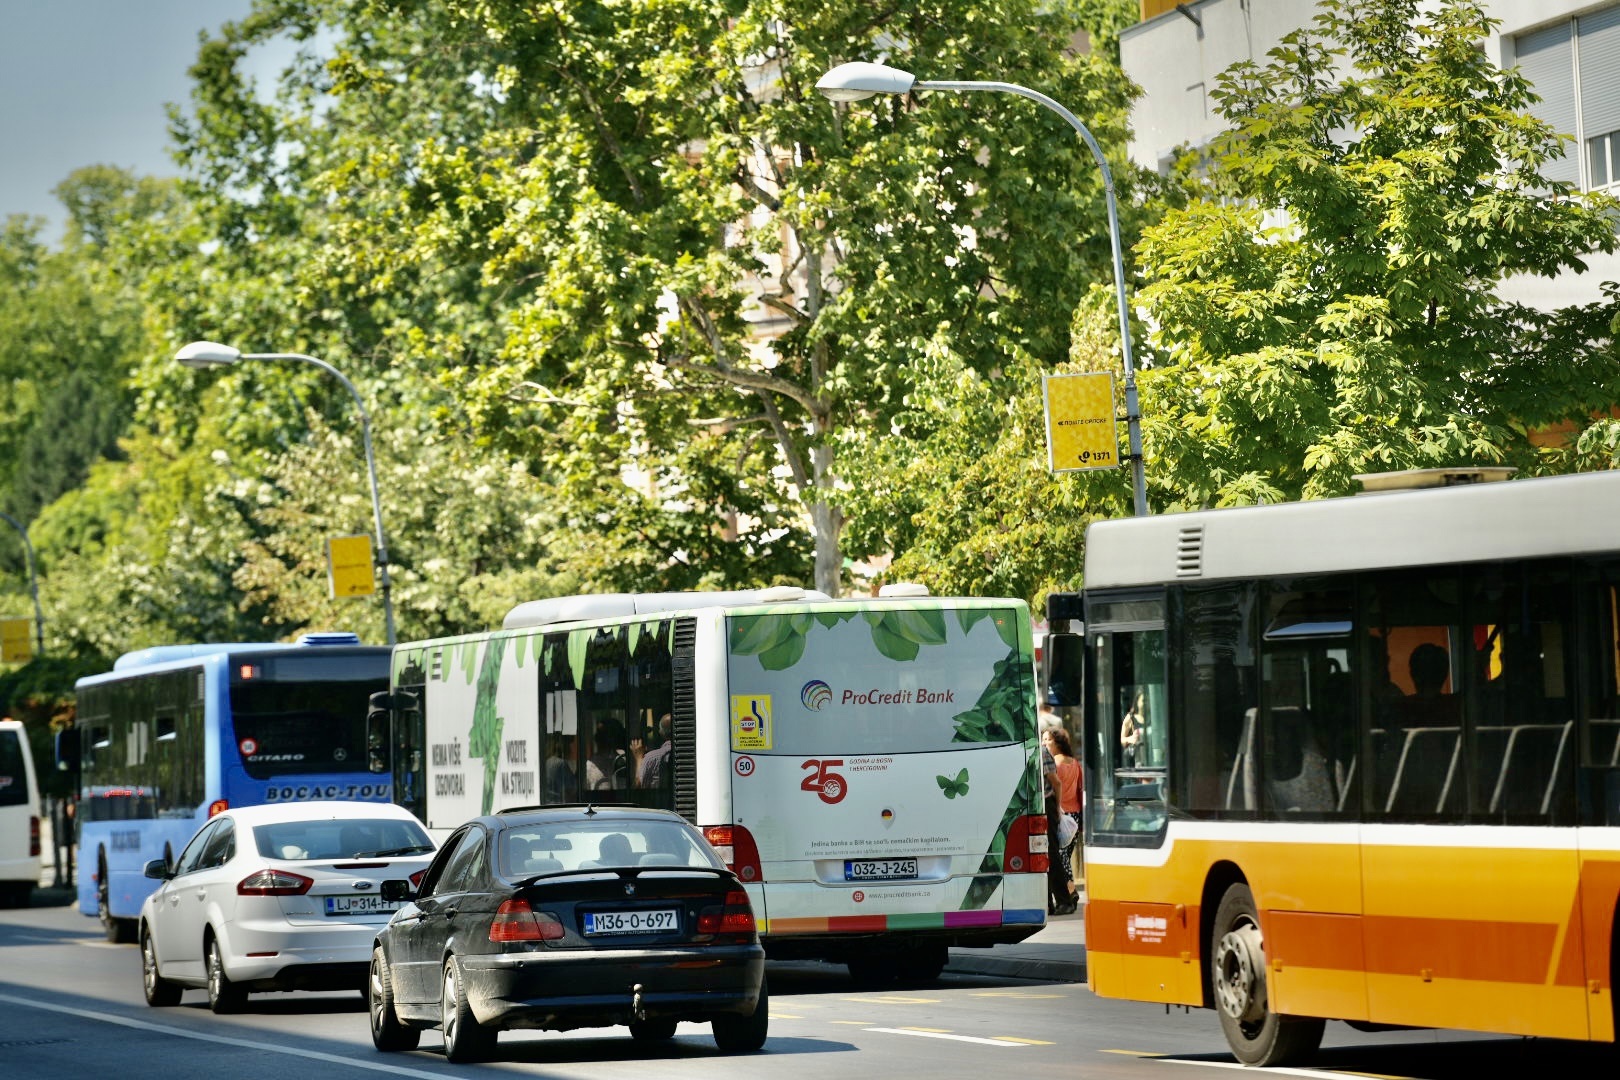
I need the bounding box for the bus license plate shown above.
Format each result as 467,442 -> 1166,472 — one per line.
844,858 -> 918,882
584,908 -> 680,935
325,895 -> 401,916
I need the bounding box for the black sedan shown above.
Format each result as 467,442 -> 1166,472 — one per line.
368,805 -> 767,1062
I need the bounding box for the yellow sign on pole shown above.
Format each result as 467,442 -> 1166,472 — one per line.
1043,372 -> 1119,473
0,618 -> 32,663
327,534 -> 376,598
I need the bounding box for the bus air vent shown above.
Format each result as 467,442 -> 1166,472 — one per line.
1175,525 -> 1205,578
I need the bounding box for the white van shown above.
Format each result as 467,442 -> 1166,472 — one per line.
0,719 -> 40,906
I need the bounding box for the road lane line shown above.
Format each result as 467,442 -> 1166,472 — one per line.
1157,1054 -> 1405,1079
865,1026 -> 1031,1047
994,1036 -> 1056,1045
0,993 -> 449,1079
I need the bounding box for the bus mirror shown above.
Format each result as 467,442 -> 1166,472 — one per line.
1044,632 -> 1085,708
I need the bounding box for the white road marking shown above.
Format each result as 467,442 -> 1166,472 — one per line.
1158,1054 -> 1401,1079
0,993 -> 448,1078
865,1026 -> 1031,1047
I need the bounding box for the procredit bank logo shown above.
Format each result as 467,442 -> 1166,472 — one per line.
800,680 -> 833,710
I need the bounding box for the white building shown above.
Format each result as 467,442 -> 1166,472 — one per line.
1120,0 -> 1620,305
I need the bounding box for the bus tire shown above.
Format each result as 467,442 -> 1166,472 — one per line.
1210,882 -> 1323,1066
98,855 -> 134,944
894,942 -> 948,985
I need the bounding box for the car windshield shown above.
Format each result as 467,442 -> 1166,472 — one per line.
501,820 -> 723,877
253,818 -> 435,861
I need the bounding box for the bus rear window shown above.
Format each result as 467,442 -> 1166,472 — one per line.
230,654 -> 387,778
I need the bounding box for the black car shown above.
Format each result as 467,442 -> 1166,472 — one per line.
367,805 -> 767,1062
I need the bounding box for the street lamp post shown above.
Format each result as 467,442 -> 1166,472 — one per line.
175,341 -> 398,645
816,61 -> 1149,517
0,511 -> 45,657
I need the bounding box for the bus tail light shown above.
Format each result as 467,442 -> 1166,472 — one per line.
1005,815 -> 1049,874
28,816 -> 39,858
237,869 -> 313,896
489,899 -> 564,942
698,888 -> 757,940
701,824 -> 763,882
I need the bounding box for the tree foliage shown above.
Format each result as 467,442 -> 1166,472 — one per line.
1134,0 -> 1620,508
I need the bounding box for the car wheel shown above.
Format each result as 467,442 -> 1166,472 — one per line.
1211,882 -> 1324,1066
206,936 -> 246,1014
441,956 -> 495,1063
369,946 -> 420,1052
140,927 -> 182,1007
711,975 -> 768,1053
628,1018 -> 678,1041
97,860 -> 133,944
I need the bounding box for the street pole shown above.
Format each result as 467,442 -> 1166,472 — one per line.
0,510 -> 45,656
176,342 -> 397,644
818,63 -> 1149,516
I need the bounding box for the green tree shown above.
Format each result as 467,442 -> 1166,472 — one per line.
176,0 -> 1140,597
1134,0 -> 1620,508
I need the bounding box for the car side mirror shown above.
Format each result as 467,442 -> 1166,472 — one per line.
380,879 -> 416,902
143,858 -> 173,881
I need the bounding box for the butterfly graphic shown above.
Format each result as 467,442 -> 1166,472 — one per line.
936,768 -> 970,799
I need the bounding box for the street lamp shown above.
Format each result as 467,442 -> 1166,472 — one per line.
816,61 -> 1150,517
175,340 -> 398,644
0,511 -> 45,657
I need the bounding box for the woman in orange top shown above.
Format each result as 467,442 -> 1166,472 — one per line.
1043,725 -> 1082,912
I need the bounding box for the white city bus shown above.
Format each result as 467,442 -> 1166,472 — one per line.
373,585 -> 1049,983
0,718 -> 41,907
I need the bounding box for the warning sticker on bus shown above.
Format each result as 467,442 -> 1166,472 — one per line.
730,695 -> 773,750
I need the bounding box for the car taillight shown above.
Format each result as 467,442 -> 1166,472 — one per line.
698,888 -> 756,939
28,816 -> 39,858
1004,814 -> 1049,874
236,869 -> 313,896
701,824 -> 763,882
489,898 -> 564,942
207,799 -> 229,817
409,869 -> 427,889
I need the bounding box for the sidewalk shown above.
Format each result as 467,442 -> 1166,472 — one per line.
944,889 -> 1087,983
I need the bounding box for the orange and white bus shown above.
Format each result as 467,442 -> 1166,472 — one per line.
1048,467 -> 1620,1064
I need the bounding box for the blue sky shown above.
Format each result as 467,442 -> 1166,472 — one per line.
0,0 -> 276,243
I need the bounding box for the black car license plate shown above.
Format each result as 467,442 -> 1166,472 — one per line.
844,858 -> 918,882
584,908 -> 680,935
324,894 -> 401,916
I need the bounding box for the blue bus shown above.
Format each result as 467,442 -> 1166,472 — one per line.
66,633 -> 391,942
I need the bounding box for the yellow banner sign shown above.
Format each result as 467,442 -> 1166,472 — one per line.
0,618 -> 32,663
327,534 -> 376,598
1043,372 -> 1119,473
730,695 -> 773,751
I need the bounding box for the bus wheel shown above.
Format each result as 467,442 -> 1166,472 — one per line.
98,858 -> 133,944
894,943 -> 948,986
1210,882 -> 1323,1066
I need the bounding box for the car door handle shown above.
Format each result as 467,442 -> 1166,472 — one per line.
195,888 -> 206,901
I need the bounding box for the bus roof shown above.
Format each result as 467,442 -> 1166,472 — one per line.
501,586 -> 834,630
104,632 -> 368,674
1083,469 -> 1620,588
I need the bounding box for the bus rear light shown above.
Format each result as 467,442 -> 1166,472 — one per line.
701,824 -> 763,882
698,888 -> 756,939
207,799 -> 229,817
237,869 -> 313,896
1004,815 -> 1049,875
28,816 -> 39,858
489,899 -> 564,942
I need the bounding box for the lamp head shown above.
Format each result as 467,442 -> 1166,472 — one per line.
816,61 -> 917,103
175,341 -> 243,368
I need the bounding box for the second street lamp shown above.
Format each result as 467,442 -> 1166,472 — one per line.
176,340 -> 397,645
817,61 -> 1150,517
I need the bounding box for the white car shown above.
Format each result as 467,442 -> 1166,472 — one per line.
138,801 -> 435,1013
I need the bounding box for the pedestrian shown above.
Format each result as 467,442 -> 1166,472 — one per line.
1044,726 -> 1081,911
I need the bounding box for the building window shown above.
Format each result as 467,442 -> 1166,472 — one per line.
1588,130 -> 1620,189
1515,5 -> 1620,192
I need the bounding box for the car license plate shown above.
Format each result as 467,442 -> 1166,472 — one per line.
844,858 -> 918,882
584,908 -> 680,935
324,894 -> 401,916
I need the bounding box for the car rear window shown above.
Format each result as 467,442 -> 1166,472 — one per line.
502,820 -> 723,877
0,731 -> 28,807
254,818 -> 434,861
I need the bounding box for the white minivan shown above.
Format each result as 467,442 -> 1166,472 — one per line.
0,718 -> 40,906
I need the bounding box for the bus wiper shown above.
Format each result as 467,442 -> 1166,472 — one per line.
353,845 -> 435,858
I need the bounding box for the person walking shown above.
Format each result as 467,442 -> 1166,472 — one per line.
1044,725 -> 1082,913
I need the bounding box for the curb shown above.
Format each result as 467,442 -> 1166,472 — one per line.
945,949 -> 1086,982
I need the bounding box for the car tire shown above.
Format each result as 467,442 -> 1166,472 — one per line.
441,956 -> 495,1063
369,946 -> 420,1052
1210,882 -> 1324,1066
712,975 -> 768,1053
628,1018 -> 678,1041
140,927 -> 182,1007
206,935 -> 246,1014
